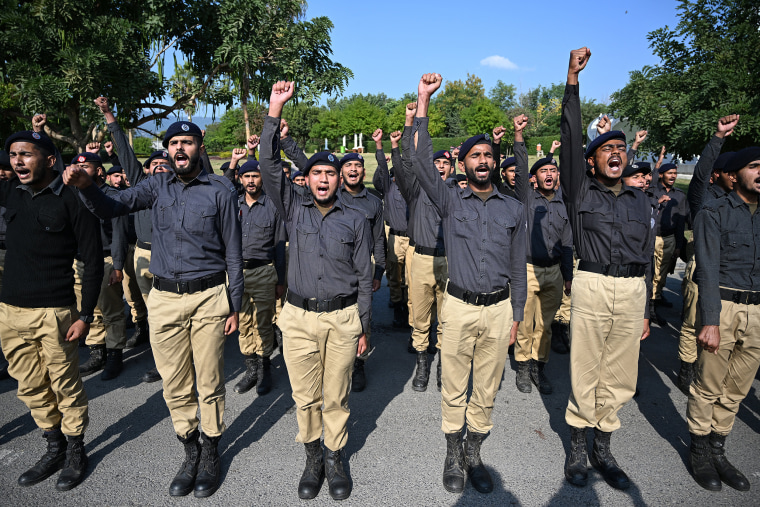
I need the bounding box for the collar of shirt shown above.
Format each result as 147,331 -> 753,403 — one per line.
239,192 -> 267,208
727,191 -> 752,209
588,177 -> 637,197
532,188 -> 562,203
168,167 -> 211,186
18,172 -> 65,197
340,185 -> 367,199
301,193 -> 346,213
459,184 -> 507,201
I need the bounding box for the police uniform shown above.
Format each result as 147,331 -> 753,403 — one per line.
0,131 -> 103,491
74,121 -> 243,498
411,123 -> 526,495
259,115 -> 372,501
687,146 -> 760,492
513,149 -> 573,395
561,80 -> 656,490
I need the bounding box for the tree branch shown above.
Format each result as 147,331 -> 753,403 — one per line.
149,26 -> 202,68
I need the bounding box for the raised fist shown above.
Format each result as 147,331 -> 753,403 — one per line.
279,119 -> 289,139
451,146 -> 460,159
94,96 -> 110,113
32,114 -> 47,133
270,81 -> 294,107
418,73 -> 442,97
551,140 -> 561,152
247,135 -> 260,151
635,130 -> 648,143
717,114 -> 740,138
62,166 -> 93,189
513,115 -> 528,134
86,142 -> 101,154
492,125 -> 507,143
372,128 -> 383,143
568,47 -> 591,74
390,130 -> 402,143
231,148 -> 247,163
405,102 -> 417,118
596,115 -> 611,135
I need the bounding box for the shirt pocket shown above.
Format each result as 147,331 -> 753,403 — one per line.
36,209 -> 66,233
578,200 -> 611,233
3,209 -> 16,225
246,213 -> 273,243
452,209 -> 479,240
721,231 -> 752,264
186,204 -> 218,237
491,215 -> 516,246
626,207 -> 649,240
156,198 -> 176,231
296,224 -> 319,253
327,230 -> 354,261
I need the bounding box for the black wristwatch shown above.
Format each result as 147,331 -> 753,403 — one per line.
79,315 -> 94,324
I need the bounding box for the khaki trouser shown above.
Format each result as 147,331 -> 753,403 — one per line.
565,270 -> 646,432
554,256 -> 578,325
409,251 -> 448,352
515,263 -> 564,363
122,244 -> 147,322
0,303 -> 88,436
440,293 -> 513,434
239,264 -> 277,357
274,243 -> 289,326
74,258 -> 127,349
404,242 -> 416,327
148,283 -> 230,438
387,233 -> 410,304
678,258 -> 699,363
134,245 -> 153,300
652,234 -> 676,301
279,302 -> 361,451
687,299 -> 760,436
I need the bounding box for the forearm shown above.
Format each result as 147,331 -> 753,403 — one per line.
559,83 -> 584,205
110,215 -> 129,270
108,122 -> 146,185
694,211 -> 722,325
280,136 -> 309,171
74,207 -> 105,315
409,117 -> 447,216
510,206 -> 528,321
222,199 -> 244,312
687,135 -> 725,220
373,149 -> 390,193
259,115 -> 293,220
514,141 -> 530,203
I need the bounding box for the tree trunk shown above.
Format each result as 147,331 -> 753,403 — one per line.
242,94 -> 250,141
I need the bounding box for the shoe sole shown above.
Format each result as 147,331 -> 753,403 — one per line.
18,466 -> 64,487
55,476 -> 86,492
169,486 -> 194,497
443,482 -> 464,493
412,384 -> 428,392
565,474 -> 588,487
516,385 -> 532,393
590,462 -> 630,490
194,487 -> 218,498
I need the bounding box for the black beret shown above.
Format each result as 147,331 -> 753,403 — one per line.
454,173 -> 467,182
220,161 -> 231,172
501,157 -> 516,169
530,157 -> 558,175
458,134 -> 491,161
70,152 -> 102,166
658,162 -> 677,174
4,130 -> 57,156
143,149 -> 171,168
433,150 -> 452,161
339,152 -> 364,168
303,151 -> 340,175
106,165 -> 124,175
282,161 -> 292,169
713,152 -> 735,172
724,146 -> 760,173
622,162 -> 652,178
0,150 -> 9,167
238,160 -> 260,175
584,130 -> 626,158
162,121 -> 202,148
291,170 -> 303,180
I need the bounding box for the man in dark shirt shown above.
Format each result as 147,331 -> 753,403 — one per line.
411,73 -> 527,495
688,145 -> 760,493
259,81 -> 372,501
560,48 -> 655,491
0,149 -> 11,381
64,119 -> 243,499
0,130 -> 103,491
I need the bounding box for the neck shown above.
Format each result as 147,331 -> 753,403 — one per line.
344,183 -> 363,195
177,166 -> 201,183
314,197 -> 336,208
30,169 -> 56,192
245,190 -> 262,204
469,181 -> 492,193
736,187 -> 759,205
537,186 -> 554,197
595,173 -> 620,188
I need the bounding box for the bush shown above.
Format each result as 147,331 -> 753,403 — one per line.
132,136 -> 154,156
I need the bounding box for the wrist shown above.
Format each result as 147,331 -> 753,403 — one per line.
79,315 -> 94,324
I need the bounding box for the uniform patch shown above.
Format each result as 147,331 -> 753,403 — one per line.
77,155 -> 86,163
32,132 -> 40,139
162,151 -> 168,157
328,154 -> 335,162
181,124 -> 189,131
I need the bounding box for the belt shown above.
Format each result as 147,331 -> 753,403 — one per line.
136,240 -> 151,251
389,228 -> 408,238
152,272 -> 227,294
527,256 -> 560,268
447,281 -> 510,306
409,239 -> 415,247
243,258 -> 272,270
578,260 -> 646,278
103,249 -> 111,258
287,291 -> 358,313
720,288 -> 760,305
415,244 -> 446,257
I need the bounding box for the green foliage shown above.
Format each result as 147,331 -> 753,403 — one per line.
525,136 -> 562,156
204,103 -> 266,151
132,137 -> 154,156
282,102 -> 321,148
489,80 -> 517,112
610,0 -> 760,158
386,102 -> 446,136
434,74 -> 486,137
461,99 -> 509,136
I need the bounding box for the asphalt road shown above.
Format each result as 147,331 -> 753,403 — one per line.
1,264 -> 759,506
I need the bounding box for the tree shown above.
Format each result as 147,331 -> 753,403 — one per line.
434,74 -> 486,137
386,102 -> 446,137
610,0 -> 760,158
488,80 -> 517,112
282,102 -> 322,148
460,99 -> 509,137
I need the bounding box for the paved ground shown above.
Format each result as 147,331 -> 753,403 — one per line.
1,264 -> 759,506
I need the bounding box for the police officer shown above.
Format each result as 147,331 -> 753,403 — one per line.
64,119 -> 243,499
410,73 -> 526,495
512,117 -> 573,396
233,159 -> 286,395
106,165 -> 127,189
688,145 -> 760,492
259,81 -> 371,501
1,130 -> 103,491
561,48 -> 655,491
0,149 -> 11,380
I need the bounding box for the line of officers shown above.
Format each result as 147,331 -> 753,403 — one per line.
1,49 -> 759,501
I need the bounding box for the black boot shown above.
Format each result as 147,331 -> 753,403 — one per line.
125,319 -> 149,348
689,433 -> 721,491
234,354 -> 258,394
515,360 -> 532,393
273,324 -> 283,355
464,431 -> 493,493
407,336 -> 416,354
0,363 -> 10,381
589,429 -> 630,490
194,433 -> 221,498
437,351 -> 442,392
551,322 -> 569,354
392,302 -> 407,328
677,361 -> 695,395
412,351 -> 429,392
427,331 -> 438,355
651,300 -> 666,326
352,358 -> 366,392
18,428 -> 67,486
101,349 -> 123,381
170,430 -> 200,497
710,432 -> 750,491
55,434 -> 87,491
657,295 -> 673,308
256,355 -> 272,395
79,344 -> 105,376
564,426 -> 588,487
443,431 -> 465,493
141,366 -> 161,383
324,448 -> 351,500
298,440 -> 324,499
530,359 -> 553,394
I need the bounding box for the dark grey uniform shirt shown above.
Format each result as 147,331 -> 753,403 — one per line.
338,186 -> 385,281
560,83 -> 655,318
77,168 -> 244,312
372,149 -> 408,233
514,141 -> 574,281
695,191 -> 760,325
649,182 -> 689,249
239,192 -> 287,284
411,117 -> 527,321
100,183 -> 128,270
280,136 -> 310,171
259,116 -> 373,333
687,135 -> 726,224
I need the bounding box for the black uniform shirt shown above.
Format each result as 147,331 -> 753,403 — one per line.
239,192 -> 287,284
99,183 -> 128,270
649,182 -> 689,249
372,148 -> 408,233
338,185 -> 386,281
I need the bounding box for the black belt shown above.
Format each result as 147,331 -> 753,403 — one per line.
153,272 -> 227,294
447,282 -> 509,306
243,258 -> 272,270
578,260 -> 647,278
103,249 -> 111,258
720,288 -> 760,305
136,240 -> 151,251
409,239 -> 415,247
389,228 -> 408,238
415,244 -> 446,257
287,291 -> 358,313
527,256 -> 560,268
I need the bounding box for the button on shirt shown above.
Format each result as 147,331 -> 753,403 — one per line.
239,192 -> 287,284
338,185 -> 386,281
77,168 -> 244,312
372,148 -> 408,233
410,117 -> 527,321
695,191 -> 760,325
258,115 -> 373,332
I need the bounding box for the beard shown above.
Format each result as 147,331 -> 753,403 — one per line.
465,163 -> 492,186
171,150 -> 200,175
